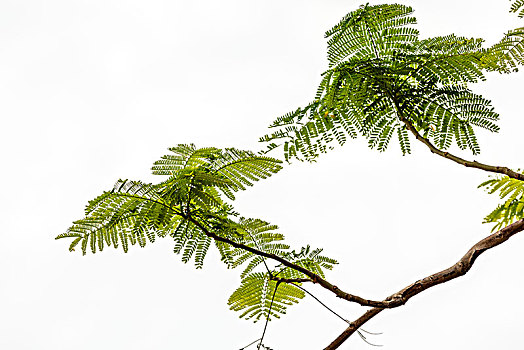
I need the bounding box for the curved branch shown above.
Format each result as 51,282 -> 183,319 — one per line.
325,218 -> 524,349
185,215 -> 390,307
399,116 -> 524,181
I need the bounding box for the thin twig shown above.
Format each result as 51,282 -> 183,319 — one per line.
239,338 -> 261,349
357,330 -> 383,347
258,281 -> 281,349
292,282 -> 383,346
359,328 -> 383,335
291,283 -> 349,324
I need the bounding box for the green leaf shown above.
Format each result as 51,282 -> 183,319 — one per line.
325,4 -> 418,66
479,172 -> 524,231
228,273 -> 305,322
261,4 -> 508,162
484,27 -> 524,72
58,145 -> 283,272
510,0 -> 524,18
153,145 -> 283,199
229,218 -> 290,278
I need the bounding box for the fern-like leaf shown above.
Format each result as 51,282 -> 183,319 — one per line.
228,273 -> 305,322
275,245 -> 338,280
152,144 -> 283,199
485,27 -> 524,72
58,145 -> 282,263
56,180 -> 180,255
325,3 -> 418,66
229,218 -> 290,278
261,4 -> 510,162
227,246 -> 336,321
479,173 -> 524,231
511,0 -> 524,17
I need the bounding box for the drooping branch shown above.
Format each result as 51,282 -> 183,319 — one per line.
185,215 -> 393,307
398,115 -> 524,181
325,218 -> 524,349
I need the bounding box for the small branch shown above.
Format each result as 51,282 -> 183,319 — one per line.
356,329 -> 383,347
259,281 -> 280,349
291,282 -> 384,347
186,215 -> 389,307
325,218 -> 524,349
239,338 -> 261,350
399,116 -> 524,181
271,277 -> 312,284
291,283 -> 350,324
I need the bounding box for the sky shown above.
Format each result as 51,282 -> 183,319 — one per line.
1,0 -> 523,349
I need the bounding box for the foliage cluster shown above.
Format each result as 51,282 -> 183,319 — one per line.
56,144 -> 336,321
57,2 -> 524,348
261,4 -> 523,161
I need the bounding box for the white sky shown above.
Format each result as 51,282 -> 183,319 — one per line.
1,0 -> 523,349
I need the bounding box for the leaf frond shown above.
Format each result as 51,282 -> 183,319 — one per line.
510,0 -> 524,18
228,273 -> 305,322
261,4 -> 509,161
479,172 -> 524,231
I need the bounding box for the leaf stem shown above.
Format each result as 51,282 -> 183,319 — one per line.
258,281 -> 280,349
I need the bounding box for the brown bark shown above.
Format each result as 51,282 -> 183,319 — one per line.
187,215 -> 391,306
325,218 -> 524,349
184,194 -> 524,349
399,117 -> 524,181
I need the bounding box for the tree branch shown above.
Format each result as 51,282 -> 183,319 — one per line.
325,218 -> 524,349
271,277 -> 312,284
399,116 -> 524,181
185,215 -> 390,307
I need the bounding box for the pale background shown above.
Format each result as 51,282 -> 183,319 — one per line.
1,0 -> 523,349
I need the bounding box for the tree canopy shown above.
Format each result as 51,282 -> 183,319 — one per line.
55,2 -> 524,349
